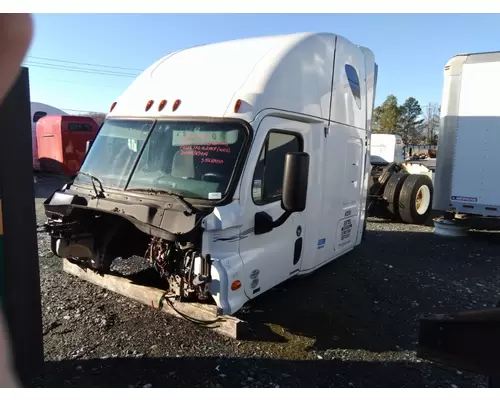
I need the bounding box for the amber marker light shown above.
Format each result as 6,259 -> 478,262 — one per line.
158,99 -> 167,111
234,99 -> 242,113
172,99 -> 181,112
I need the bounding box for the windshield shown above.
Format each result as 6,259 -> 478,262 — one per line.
75,119 -> 248,200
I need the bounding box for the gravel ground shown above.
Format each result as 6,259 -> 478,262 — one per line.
28,175 -> 500,388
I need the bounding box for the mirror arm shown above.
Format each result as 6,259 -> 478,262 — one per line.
271,210 -> 292,229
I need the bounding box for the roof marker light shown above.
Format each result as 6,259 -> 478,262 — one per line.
158,99 -> 167,111
234,99 -> 242,113
110,102 -> 117,112
145,100 -> 154,111
172,99 -> 181,112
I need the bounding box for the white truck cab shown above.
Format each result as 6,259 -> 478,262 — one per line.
43,32 -> 377,316
371,133 -> 405,164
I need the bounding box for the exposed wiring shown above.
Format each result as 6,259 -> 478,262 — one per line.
155,292 -> 223,327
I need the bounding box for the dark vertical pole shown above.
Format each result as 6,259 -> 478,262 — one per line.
0,67 -> 44,384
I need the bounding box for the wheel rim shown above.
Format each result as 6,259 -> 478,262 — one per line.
415,185 -> 431,215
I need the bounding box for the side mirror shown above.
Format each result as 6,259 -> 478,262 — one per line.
85,140 -> 93,154
281,152 -> 309,212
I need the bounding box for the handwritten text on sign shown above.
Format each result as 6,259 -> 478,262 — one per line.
180,143 -> 231,164
173,129 -> 239,165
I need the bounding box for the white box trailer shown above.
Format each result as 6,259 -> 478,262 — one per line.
42,32 -> 377,316
433,51 -> 500,233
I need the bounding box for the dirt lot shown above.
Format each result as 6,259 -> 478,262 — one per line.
29,175 -> 500,388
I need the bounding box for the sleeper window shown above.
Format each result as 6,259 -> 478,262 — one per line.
252,131 -> 302,204
33,111 -> 47,123
68,123 -> 93,132
345,64 -> 362,109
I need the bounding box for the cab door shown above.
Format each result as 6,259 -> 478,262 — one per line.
238,116 -> 311,299
335,134 -> 364,252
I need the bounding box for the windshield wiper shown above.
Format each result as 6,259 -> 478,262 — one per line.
77,172 -> 105,199
128,188 -> 195,215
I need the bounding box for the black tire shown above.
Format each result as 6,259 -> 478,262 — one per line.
398,174 -> 434,225
383,172 -> 409,221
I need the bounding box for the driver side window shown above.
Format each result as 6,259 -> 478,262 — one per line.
252,130 -> 302,205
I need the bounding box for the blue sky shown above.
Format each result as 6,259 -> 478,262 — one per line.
25,13 -> 500,114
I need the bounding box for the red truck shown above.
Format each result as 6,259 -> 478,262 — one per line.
36,115 -> 99,177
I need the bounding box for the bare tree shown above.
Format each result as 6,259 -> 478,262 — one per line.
83,112 -> 107,126
421,103 -> 440,145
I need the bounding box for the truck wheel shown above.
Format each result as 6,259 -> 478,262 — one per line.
398,174 -> 433,224
383,172 -> 409,221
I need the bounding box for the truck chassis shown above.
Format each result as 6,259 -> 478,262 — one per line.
367,160 -> 435,225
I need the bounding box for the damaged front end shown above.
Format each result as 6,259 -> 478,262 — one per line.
145,237 -> 212,301
42,185 -> 214,303
42,117 -> 251,306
